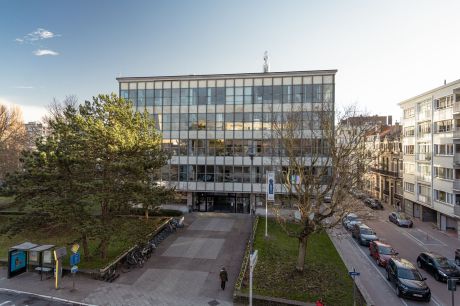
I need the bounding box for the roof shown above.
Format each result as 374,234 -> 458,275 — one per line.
10,242 -> 39,250
373,240 -> 392,247
398,78 -> 460,106
116,70 -> 338,82
392,257 -> 416,269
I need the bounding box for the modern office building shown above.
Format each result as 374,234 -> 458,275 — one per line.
117,70 -> 336,213
400,79 -> 460,236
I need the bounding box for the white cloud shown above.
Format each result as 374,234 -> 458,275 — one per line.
0,97 -> 47,123
33,49 -> 59,56
15,28 -> 60,44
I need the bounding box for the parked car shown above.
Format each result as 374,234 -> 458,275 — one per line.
456,249 -> 460,266
352,224 -> 378,246
417,252 -> 460,282
364,198 -> 383,210
342,213 -> 361,231
389,212 -> 413,228
386,257 -> 431,302
369,241 -> 398,267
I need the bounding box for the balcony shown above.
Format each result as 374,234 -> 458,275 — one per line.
375,186 -> 380,192
454,101 -> 460,114
454,129 -> 460,139
417,174 -> 431,183
369,167 -> 398,177
417,194 -> 431,205
455,205 -> 460,217
454,180 -> 460,191
416,153 -> 431,162
383,189 -> 390,195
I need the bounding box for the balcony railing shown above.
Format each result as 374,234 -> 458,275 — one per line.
417,175 -> 431,183
417,194 -> 431,205
453,129 -> 460,139
416,153 -> 431,162
454,101 -> 460,114
454,180 -> 460,191
455,205 -> 460,217
369,167 -> 398,177
383,189 -> 389,195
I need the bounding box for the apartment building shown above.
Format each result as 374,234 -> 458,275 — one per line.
400,80 -> 460,235
117,70 -> 336,213
364,123 -> 403,208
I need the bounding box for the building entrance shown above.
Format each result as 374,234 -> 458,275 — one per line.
194,193 -> 250,213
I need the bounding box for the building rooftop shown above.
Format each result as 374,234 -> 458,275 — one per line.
398,78 -> 460,106
116,69 -> 338,82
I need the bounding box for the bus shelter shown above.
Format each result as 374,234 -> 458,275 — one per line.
29,244 -> 55,280
8,242 -> 38,278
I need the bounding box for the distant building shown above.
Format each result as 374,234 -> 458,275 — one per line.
399,79 -> 460,236
24,121 -> 47,150
364,123 -> 403,208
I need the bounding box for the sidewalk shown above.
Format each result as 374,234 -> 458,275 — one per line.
0,212 -> 251,306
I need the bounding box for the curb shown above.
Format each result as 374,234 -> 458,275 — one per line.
0,287 -> 96,305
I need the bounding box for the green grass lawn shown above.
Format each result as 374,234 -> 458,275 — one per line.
0,196 -> 15,210
0,216 -> 167,270
247,218 -> 353,306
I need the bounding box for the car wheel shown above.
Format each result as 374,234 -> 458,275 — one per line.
417,260 -> 422,268
434,273 -> 440,281
396,286 -> 402,297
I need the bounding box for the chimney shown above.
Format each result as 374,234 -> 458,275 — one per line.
444,80 -> 447,85
387,115 -> 392,126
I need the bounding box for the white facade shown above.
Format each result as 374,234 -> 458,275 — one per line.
400,79 -> 460,235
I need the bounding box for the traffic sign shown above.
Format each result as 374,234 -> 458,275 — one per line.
448,278 -> 457,291
54,247 -> 67,260
71,243 -> 80,254
71,265 -> 78,274
267,171 -> 275,201
70,253 -> 80,266
349,271 -> 360,277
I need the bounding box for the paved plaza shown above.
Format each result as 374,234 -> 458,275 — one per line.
0,213 -> 252,306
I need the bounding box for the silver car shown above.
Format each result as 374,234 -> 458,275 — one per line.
343,213 -> 362,231
389,212 -> 413,228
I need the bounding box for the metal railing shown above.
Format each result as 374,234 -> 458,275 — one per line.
370,167 -> 398,177
416,153 -> 431,162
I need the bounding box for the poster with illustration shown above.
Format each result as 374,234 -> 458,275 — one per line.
10,250 -> 26,272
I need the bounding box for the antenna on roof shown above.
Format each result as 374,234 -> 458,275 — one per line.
263,51 -> 270,73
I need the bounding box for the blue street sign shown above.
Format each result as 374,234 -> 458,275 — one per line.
349,271 -> 360,277
70,252 -> 80,266
71,265 -> 78,274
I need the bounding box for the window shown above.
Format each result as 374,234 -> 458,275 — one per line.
434,167 -> 453,180
404,162 -> 415,174
404,182 -> 415,193
404,126 -> 415,137
434,143 -> 453,155
434,190 -> 454,204
417,122 -> 431,135
434,120 -> 452,133
404,107 -> 415,118
434,95 -> 453,110
403,145 -> 414,154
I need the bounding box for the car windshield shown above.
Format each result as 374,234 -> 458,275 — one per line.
398,268 -> 423,281
397,213 -> 410,220
378,246 -> 395,255
360,228 -> 375,235
434,257 -> 451,268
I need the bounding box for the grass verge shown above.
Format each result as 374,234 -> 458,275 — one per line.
244,218 -> 353,305
0,215 -> 167,270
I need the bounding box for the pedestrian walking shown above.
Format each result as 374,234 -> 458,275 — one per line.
219,267 -> 228,290
315,298 -> 324,306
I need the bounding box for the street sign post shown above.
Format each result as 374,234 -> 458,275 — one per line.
266,171 -> 275,237
349,268 -> 360,306
70,253 -> 80,266
249,250 -> 258,306
70,246 -> 81,291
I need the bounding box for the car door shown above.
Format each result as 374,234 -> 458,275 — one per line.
389,213 -> 395,223
388,261 -> 396,282
426,257 -> 436,275
418,253 -> 427,269
370,242 -> 376,259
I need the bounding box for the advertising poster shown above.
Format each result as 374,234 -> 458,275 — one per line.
10,250 -> 26,272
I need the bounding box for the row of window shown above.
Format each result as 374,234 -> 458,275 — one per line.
403,94 -> 460,119
154,111 -> 326,131
162,138 -> 330,157
121,84 -> 334,107
403,143 -> 460,156
434,190 -> 454,204
159,164 -> 332,184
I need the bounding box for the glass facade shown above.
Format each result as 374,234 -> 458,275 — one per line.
118,71 -> 336,212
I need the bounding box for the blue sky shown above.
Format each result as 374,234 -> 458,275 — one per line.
1,0 -> 460,122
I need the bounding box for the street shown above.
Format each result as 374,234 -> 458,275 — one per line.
331,202 -> 460,306
0,289 -> 86,306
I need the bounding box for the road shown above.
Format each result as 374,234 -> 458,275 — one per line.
331,203 -> 460,306
0,289 -> 87,306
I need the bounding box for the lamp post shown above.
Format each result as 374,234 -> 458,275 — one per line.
248,144 -> 256,254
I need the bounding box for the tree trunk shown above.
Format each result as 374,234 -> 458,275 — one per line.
296,236 -> 308,272
145,208 -> 149,219
99,238 -> 109,260
81,234 -> 90,257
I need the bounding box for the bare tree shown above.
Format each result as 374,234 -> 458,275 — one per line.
0,104 -> 26,180
270,104 -> 374,272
